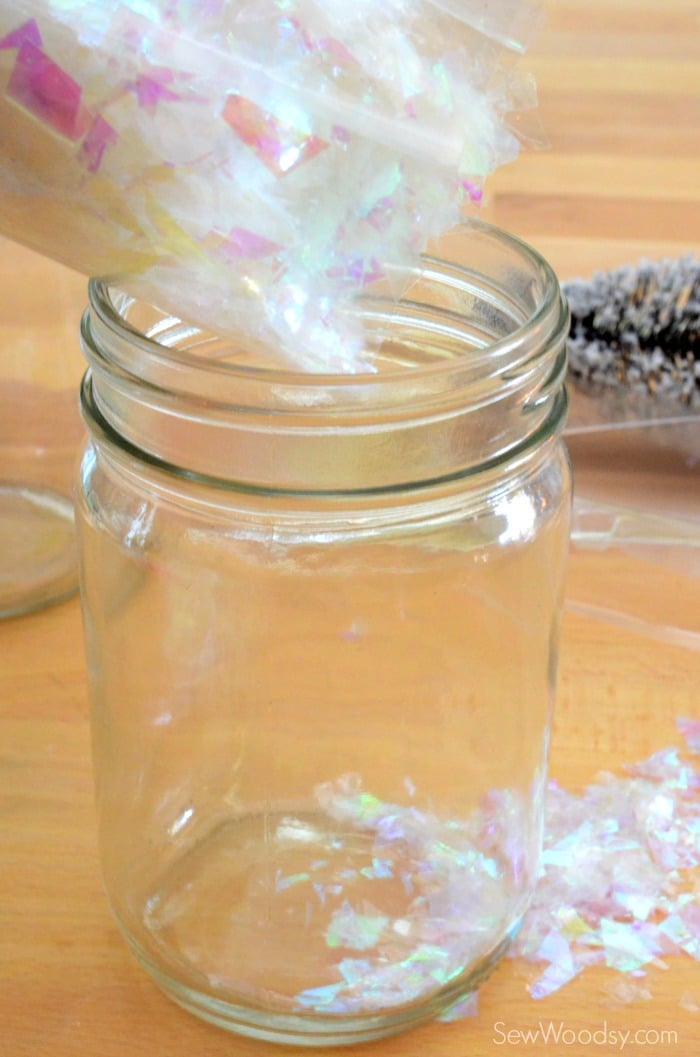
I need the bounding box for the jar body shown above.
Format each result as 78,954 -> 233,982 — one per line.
76,222 -> 571,1043
77,440 -> 570,1042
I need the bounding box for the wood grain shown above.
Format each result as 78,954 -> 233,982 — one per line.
485,0 -> 700,276
2,3 -> 699,1056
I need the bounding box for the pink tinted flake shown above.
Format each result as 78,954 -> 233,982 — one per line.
79,115 -> 118,173
221,227 -> 280,260
366,197 -> 394,232
223,94 -> 329,177
7,41 -> 89,141
131,69 -> 180,113
331,125 -> 351,146
462,179 -> 484,203
317,37 -> 359,68
678,717 -> 700,754
0,18 -> 42,51
328,257 -> 385,287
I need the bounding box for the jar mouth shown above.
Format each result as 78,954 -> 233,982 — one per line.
84,219 -> 567,405
81,220 -> 569,494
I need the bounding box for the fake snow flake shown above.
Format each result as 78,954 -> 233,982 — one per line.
325,901 -> 389,951
0,0 -> 543,369
511,729 -> 700,1001
220,227 -> 281,260
437,990 -> 479,1022
79,115 -> 118,172
129,68 -> 180,112
0,17 -> 42,50
6,40 -> 90,140
275,870 -> 311,892
602,978 -> 653,1007
679,991 -> 699,1013
222,93 -> 330,177
678,717 -> 700,755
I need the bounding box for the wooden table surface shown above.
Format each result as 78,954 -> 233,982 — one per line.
2,2 -> 699,1055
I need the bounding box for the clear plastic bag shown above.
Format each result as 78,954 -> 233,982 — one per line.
566,385 -> 699,650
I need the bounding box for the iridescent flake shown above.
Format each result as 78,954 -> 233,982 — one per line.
0,17 -> 42,50
316,36 -> 359,70
679,991 -> 699,1013
461,178 -> 484,204
222,94 -> 329,177
290,774 -> 520,1015
678,716 -> 700,754
510,734 -> 700,1002
437,990 -> 479,1022
79,115 -> 118,173
360,858 -> 394,880
326,257 -> 385,288
220,228 -> 281,260
295,982 -> 345,1010
0,0 -> 543,369
6,41 -> 90,140
130,67 -> 180,112
338,958 -> 373,986
603,978 -> 653,1007
325,901 -> 389,951
275,870 -> 311,892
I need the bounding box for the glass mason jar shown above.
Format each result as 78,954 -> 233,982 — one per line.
76,221 -> 571,1045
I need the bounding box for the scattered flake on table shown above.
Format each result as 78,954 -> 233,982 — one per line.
679,991 -> 699,1013
510,732 -> 700,1002
602,978 -> 653,1007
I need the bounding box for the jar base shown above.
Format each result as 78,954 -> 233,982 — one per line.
113,803 -> 524,1044
0,484 -> 77,618
125,925 -> 515,1046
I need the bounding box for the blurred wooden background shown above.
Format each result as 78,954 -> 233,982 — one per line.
486,0 -> 700,278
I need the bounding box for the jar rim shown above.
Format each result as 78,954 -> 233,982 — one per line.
86,219 -> 566,398
81,220 -> 569,494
